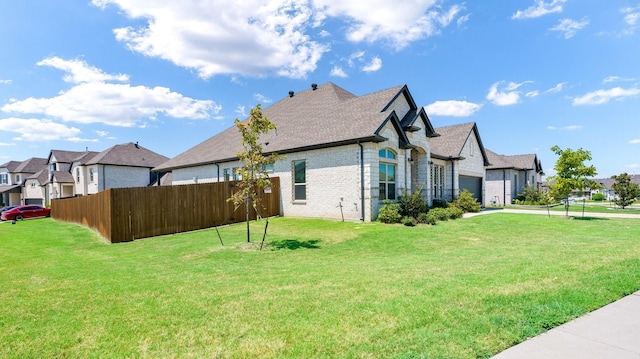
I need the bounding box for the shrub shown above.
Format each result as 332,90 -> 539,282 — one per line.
430,199 -> 449,209
446,205 -> 464,219
401,216 -> 417,227
428,207 -> 450,222
592,193 -> 604,201
398,188 -> 426,219
377,200 -> 401,224
452,189 -> 481,213
515,185 -> 548,205
416,212 -> 435,225
425,212 -> 438,225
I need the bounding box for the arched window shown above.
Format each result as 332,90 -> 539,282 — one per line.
379,148 -> 397,200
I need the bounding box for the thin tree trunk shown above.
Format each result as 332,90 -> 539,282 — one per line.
246,193 -> 250,242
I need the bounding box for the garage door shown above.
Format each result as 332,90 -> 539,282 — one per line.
459,176 -> 482,204
25,198 -> 43,206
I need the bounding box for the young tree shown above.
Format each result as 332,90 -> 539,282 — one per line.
229,104 -> 282,242
547,145 -> 598,216
611,172 -> 639,209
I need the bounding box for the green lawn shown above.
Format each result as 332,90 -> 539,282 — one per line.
1,215 -> 640,358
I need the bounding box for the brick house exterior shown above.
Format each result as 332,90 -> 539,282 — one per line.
429,123 -> 490,205
154,83 -> 441,221
484,150 -> 544,206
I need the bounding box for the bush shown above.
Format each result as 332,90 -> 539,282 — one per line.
425,212 -> 438,225
430,199 -> 449,209
592,193 -> 604,201
427,207 -> 450,222
452,189 -> 481,213
377,200 -> 401,224
446,205 -> 464,219
401,216 -> 417,227
515,185 -> 548,205
398,188 -> 426,219
416,212 -> 435,225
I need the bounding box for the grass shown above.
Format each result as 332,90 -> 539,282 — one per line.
1,214 -> 640,358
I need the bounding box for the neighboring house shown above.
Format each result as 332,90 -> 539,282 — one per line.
591,175 -> 640,201
429,122 -> 490,205
485,150 -> 544,206
82,142 -> 169,194
154,82 -> 447,221
24,169 -> 50,206
46,149 -> 91,202
0,161 -> 22,206
0,158 -> 47,206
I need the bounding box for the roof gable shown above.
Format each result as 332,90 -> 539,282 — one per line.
431,122 -> 490,165
0,161 -> 21,172
14,157 -> 48,173
87,142 -> 168,168
154,82 -> 416,172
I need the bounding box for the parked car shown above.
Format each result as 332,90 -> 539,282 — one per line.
0,205 -> 18,216
0,205 -> 51,221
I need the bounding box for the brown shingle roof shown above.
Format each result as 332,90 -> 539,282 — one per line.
49,150 -> 88,164
154,82 -> 410,172
486,150 -> 542,172
51,171 -> 74,183
14,157 -> 48,174
1,161 -> 21,172
431,122 -> 490,166
86,142 -> 169,168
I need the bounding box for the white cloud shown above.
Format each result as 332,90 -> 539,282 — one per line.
37,57 -> 128,84
235,106 -> 247,118
573,87 -> 640,105
486,81 -> 532,106
253,93 -> 273,104
550,18 -> 589,39
526,90 -> 539,98
93,1 -> 466,78
0,79 -> 12,85
604,76 -> 636,83
96,130 -> 109,137
67,137 -> 99,143
2,57 -> 219,127
423,101 -> 482,117
362,57 -> 382,72
0,142 -> 15,146
318,1 -> 465,50
0,118 -> 81,141
545,82 -> 568,93
512,0 -> 566,19
629,139 -> 640,144
622,5 -> 640,25
547,125 -> 582,131
330,66 -> 348,78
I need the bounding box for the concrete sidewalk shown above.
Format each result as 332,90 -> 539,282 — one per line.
492,291 -> 640,358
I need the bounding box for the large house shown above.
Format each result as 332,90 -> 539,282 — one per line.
485,150 -> 544,206
430,122 -> 490,205
1,158 -> 47,206
23,143 -> 168,206
154,82 -> 491,221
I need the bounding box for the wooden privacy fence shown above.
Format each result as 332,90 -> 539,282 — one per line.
51,178 -> 281,243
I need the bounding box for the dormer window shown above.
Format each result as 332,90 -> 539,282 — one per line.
50,163 -> 56,172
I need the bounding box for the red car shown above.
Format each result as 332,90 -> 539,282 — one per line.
0,205 -> 51,221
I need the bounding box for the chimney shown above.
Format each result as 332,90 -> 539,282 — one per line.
288,91 -> 294,97
311,83 -> 318,90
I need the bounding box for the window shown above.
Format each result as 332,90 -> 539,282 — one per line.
223,168 -> 231,182
232,167 -> 242,181
76,168 -> 80,183
50,163 -> 56,172
0,173 -> 6,184
263,164 -> 274,173
293,160 -> 306,201
30,182 -> 35,187
379,149 -> 397,200
89,168 -> 94,182
15,175 -> 20,183
431,164 -> 445,199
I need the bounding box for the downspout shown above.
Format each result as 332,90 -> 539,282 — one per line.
503,169 -> 506,206
215,163 -> 220,182
357,141 -> 365,222
405,149 -> 410,192
449,156 -> 455,200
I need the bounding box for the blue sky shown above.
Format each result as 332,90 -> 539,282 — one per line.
1,0 -> 639,177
